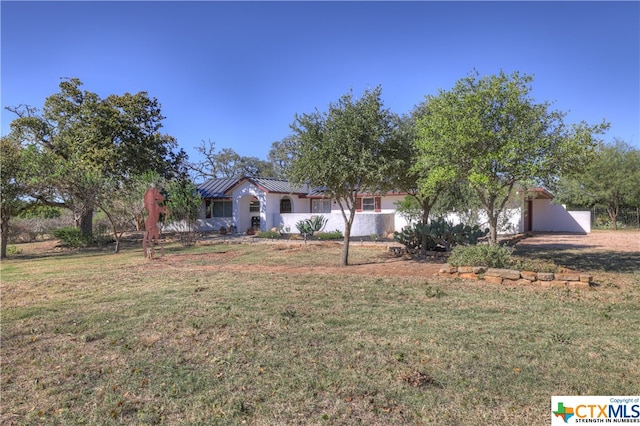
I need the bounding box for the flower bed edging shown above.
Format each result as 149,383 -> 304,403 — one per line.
436,264 -> 593,289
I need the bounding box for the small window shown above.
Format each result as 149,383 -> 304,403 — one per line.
362,197 -> 375,211
249,198 -> 260,213
206,200 -> 233,218
280,197 -> 292,213
312,199 -> 331,213
357,196 -> 381,212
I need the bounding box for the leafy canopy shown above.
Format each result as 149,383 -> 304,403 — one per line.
414,70 -> 608,243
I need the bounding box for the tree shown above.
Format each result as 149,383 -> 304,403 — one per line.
0,135 -> 31,258
414,70 -> 609,244
97,172 -> 161,253
188,140 -> 275,179
268,136 -> 296,178
288,87 -> 402,266
165,178 -> 202,246
7,78 -> 187,237
555,139 -> 640,229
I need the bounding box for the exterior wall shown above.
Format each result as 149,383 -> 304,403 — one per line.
275,212 -> 396,237
531,199 -> 590,233
445,209 -> 521,235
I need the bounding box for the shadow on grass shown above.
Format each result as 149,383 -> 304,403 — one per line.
514,245 -> 640,273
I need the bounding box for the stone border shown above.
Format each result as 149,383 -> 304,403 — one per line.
437,264 -> 593,289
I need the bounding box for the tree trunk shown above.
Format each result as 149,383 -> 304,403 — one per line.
488,215 -> 499,245
341,224 -> 351,266
419,201 -> 432,256
79,208 -> 94,236
1,216 -> 9,259
607,205 -> 618,231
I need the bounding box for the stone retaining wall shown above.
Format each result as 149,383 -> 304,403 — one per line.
437,264 -> 593,289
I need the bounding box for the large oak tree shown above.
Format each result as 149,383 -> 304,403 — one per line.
7,78 -> 187,236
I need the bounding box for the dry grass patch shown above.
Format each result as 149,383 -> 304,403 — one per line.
1,242 -> 639,425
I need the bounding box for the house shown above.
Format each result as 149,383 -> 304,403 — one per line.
192,177 -> 590,237
195,177 -> 409,237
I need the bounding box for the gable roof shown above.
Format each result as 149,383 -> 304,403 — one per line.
197,177 -> 238,198
197,176 -> 407,199
197,177 -> 311,198
239,177 -> 311,195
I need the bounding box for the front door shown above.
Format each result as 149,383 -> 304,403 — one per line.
249,197 -> 261,231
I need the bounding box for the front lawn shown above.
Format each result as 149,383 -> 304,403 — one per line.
1,242 -> 638,425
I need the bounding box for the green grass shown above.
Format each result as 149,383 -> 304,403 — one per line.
1,243 -> 639,425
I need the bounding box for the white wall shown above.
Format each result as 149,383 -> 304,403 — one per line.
275,212 -> 396,237
532,199 -> 590,233
444,209 -> 520,235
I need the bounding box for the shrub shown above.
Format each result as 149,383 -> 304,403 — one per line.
52,227 -> 93,247
296,215 -> 328,236
511,258 -> 559,273
394,218 -> 488,252
316,230 -> 343,240
448,244 -> 514,268
6,245 -> 22,256
51,226 -> 111,248
256,230 -> 281,239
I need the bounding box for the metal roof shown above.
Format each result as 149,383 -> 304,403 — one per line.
197,177 -> 405,199
197,177 -> 311,198
250,177 -> 311,194
197,177 -> 237,198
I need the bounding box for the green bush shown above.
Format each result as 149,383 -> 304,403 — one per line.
394,218 -> 488,252
52,227 -> 92,247
316,230 -> 343,240
6,245 -> 22,256
511,258 -> 559,273
52,226 -> 110,248
448,244 -> 514,268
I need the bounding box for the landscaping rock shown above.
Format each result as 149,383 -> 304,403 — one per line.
520,271 -> 537,281
579,274 -> 593,283
439,264 -> 457,274
486,268 -> 521,280
457,266 -> 474,274
472,266 -> 486,274
569,281 -> 590,289
556,273 -> 580,281
459,273 -> 479,280
537,272 -> 554,281
550,280 -> 568,288
484,275 -> 503,285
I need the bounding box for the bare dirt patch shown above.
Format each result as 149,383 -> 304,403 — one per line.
514,230 -> 639,252
513,230 -> 639,274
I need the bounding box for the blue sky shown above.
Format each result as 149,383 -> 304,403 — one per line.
2,1 -> 639,171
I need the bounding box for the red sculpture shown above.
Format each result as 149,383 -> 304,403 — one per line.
143,186 -> 167,259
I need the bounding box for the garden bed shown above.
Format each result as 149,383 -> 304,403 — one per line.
437,264 -> 593,288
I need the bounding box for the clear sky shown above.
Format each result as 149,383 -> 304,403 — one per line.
2,1 -> 639,170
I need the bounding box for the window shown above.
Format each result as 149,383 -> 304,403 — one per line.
249,198 -> 260,212
361,197 -> 375,211
311,199 -> 331,213
206,200 -> 233,218
356,196 -> 381,212
280,197 -> 292,213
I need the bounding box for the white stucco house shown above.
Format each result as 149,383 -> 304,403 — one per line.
191,178 -> 590,237
194,177 -> 408,237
